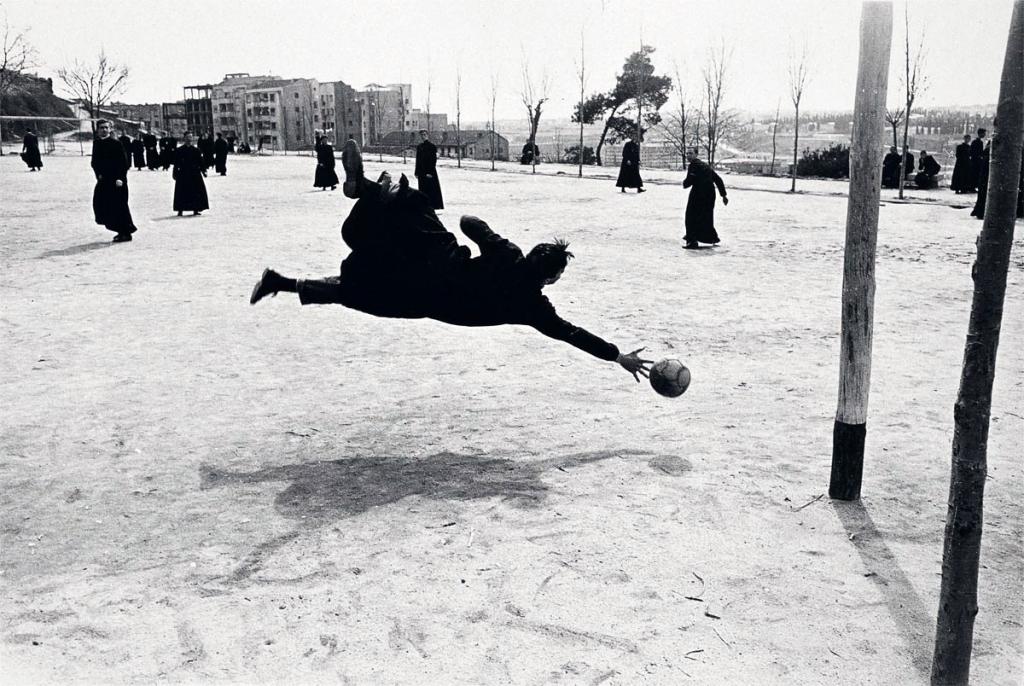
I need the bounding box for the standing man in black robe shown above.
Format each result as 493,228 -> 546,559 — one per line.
172,131 -> 209,216
950,134 -> 972,193
131,136 -> 146,170
213,133 -> 229,176
162,135 -> 177,171
970,132 -> 992,219
20,129 -> 43,171
969,128 -> 987,192
615,135 -> 645,193
415,129 -> 444,210
914,150 -> 941,189
901,148 -> 915,182
682,154 -> 728,249
198,131 -> 215,171
313,135 -> 339,190
144,131 -> 159,170
882,146 -> 901,188
249,140 -> 653,382
91,120 -> 137,243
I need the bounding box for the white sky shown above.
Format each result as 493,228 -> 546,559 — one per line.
3,0 -> 1014,120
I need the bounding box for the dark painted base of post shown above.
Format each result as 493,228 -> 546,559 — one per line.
830,420 -> 866,500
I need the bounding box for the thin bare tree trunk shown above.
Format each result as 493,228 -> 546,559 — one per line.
931,3 -> 1023,683
791,103 -> 799,191
829,0 -> 893,501
770,101 -> 780,175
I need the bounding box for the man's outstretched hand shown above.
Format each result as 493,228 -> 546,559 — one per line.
617,347 -> 654,383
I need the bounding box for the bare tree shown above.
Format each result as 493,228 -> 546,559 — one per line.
788,42 -> 810,192
575,29 -> 586,178
885,106 -> 904,149
491,70 -> 499,172
425,60 -> 433,138
897,5 -> 928,199
519,51 -> 549,174
660,62 -> 692,170
57,49 -> 129,134
770,99 -> 781,175
0,13 -> 37,154
701,41 -> 731,166
454,64 -> 462,168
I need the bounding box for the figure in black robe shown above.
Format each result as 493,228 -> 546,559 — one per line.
415,130 -> 444,209
144,133 -> 159,170
213,134 -> 229,176
969,129 -> 987,192
520,141 -> 540,165
950,135 -> 973,193
91,121 -> 136,242
131,137 -> 146,170
914,151 -> 941,189
970,139 -> 991,219
198,133 -> 215,171
902,151 -> 915,180
682,157 -> 728,248
314,139 -> 339,190
20,130 -> 43,170
118,133 -> 133,169
161,136 -> 177,170
248,140 -> 653,382
882,147 -> 902,189
172,134 -> 209,215
616,138 -> 645,192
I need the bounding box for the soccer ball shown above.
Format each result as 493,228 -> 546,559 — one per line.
650,359 -> 691,398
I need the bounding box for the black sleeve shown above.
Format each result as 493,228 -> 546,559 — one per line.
682,166 -> 695,188
529,296 -> 619,361
460,216 -> 523,261
712,170 -> 727,197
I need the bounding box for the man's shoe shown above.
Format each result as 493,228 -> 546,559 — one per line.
250,268 -> 282,305
683,241 -> 698,250
638,188 -> 646,193
112,233 -> 132,243
341,139 -> 364,198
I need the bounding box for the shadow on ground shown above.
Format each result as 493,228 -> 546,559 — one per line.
36,241 -> 114,259
199,449 -> 664,583
832,500 -> 935,680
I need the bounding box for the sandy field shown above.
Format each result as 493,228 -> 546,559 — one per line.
1,151 -> 1021,685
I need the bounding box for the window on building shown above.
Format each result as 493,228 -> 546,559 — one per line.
294,92 -> 299,99
270,122 -> 277,130
269,94 -> 276,102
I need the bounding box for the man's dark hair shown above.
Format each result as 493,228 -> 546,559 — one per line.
526,238 -> 574,280
97,119 -> 110,127
978,128 -> 987,136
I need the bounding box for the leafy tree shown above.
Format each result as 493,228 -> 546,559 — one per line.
571,45 -> 671,166
563,144 -> 595,165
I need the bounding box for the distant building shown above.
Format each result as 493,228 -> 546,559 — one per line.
161,102 -> 188,137
408,108 -> 448,133
357,83 -> 411,147
110,102 -> 163,133
183,84 -> 214,134
211,73 -> 280,144
379,128 -> 508,161
243,78 -> 318,151
318,80 -> 362,146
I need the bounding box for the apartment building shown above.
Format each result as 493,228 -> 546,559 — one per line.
211,73 -> 279,144
243,78 -> 318,151
183,84 -> 214,134
318,80 -> 362,145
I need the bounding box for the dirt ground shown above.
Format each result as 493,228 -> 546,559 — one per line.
1,152 -> 1021,685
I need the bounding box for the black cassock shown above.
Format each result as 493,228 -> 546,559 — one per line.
198,135 -> 215,170
131,138 -> 146,169
950,142 -> 972,192
969,137 -> 986,190
616,141 -> 643,189
21,132 -> 43,169
971,142 -> 991,219
313,142 -> 339,188
213,138 -> 229,175
915,155 -> 941,189
91,136 -> 136,234
144,134 -> 159,170
161,137 -> 177,170
415,140 -> 444,209
172,145 -> 210,212
882,152 -> 901,188
683,159 -> 727,245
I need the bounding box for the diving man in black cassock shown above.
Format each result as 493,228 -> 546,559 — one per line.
313,135 -> 339,190
615,136 -> 645,193
20,129 -> 43,171
682,154 -> 729,249
172,131 -> 209,216
91,120 -> 137,243
213,133 -> 229,176
249,140 -> 653,381
950,134 -> 972,193
415,129 -> 444,209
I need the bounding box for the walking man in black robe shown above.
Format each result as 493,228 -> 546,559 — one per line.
249,140 -> 652,381
91,120 -> 137,243
118,130 -> 133,168
914,150 -> 941,189
415,129 -> 444,209
144,131 -> 159,170
314,135 -> 339,190
950,134 -> 972,193
615,136 -> 645,193
682,154 -> 728,249
131,136 -> 146,170
172,131 -> 209,216
882,146 -> 901,188
969,128 -> 987,192
213,133 -> 229,176
20,129 -> 43,171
